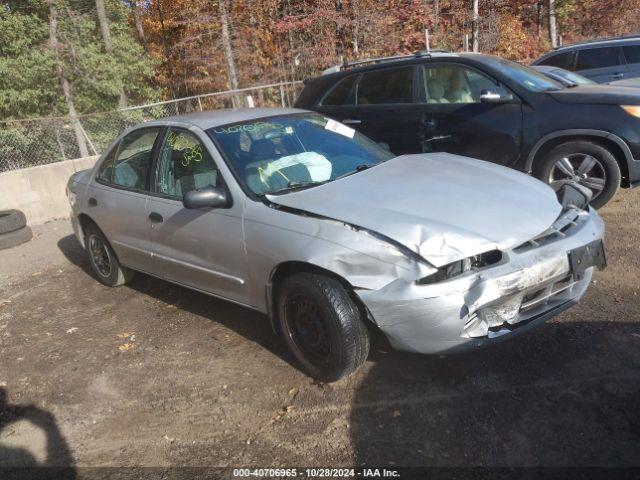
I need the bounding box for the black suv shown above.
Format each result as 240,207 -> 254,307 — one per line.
533,35 -> 640,84
295,52 -> 640,207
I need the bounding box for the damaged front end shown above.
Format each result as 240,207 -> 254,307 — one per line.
356,193 -> 605,354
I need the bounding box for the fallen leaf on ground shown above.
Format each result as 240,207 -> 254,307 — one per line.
288,387 -> 298,398
116,332 -> 135,339
162,435 -> 175,443
66,327 -> 79,334
392,410 -> 402,418
118,343 -> 136,352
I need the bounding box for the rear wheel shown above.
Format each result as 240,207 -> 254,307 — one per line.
535,141 -> 621,209
84,223 -> 134,287
276,272 -> 370,382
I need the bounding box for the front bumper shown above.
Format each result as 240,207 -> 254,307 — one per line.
357,207 -> 605,354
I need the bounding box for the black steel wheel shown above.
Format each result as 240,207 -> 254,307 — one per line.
84,223 -> 134,287
277,272 -> 370,382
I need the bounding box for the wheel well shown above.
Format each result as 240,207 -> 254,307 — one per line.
77,213 -> 99,238
267,261 -> 374,335
532,135 -> 630,187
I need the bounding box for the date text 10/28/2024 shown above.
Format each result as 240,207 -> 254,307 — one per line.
233,468 -> 400,478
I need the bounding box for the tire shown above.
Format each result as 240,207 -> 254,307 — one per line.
276,272 -> 370,382
0,209 -> 27,234
83,223 -> 135,287
0,226 -> 32,251
535,141 -> 621,209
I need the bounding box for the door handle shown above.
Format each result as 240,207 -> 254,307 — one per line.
88,197 -> 97,207
342,118 -> 362,125
609,73 -> 624,79
148,212 -> 163,223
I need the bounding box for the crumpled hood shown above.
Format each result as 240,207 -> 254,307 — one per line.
547,84 -> 640,105
267,153 -> 562,267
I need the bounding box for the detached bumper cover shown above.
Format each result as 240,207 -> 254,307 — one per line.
357,207 -> 605,354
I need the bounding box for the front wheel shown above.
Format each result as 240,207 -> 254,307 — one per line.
276,273 -> 370,382
84,223 -> 135,287
535,141 -> 621,209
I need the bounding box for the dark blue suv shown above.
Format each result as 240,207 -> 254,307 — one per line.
295,51 -> 640,208
533,35 -> 640,84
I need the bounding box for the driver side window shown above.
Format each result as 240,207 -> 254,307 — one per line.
423,64 -> 497,104
156,128 -> 220,199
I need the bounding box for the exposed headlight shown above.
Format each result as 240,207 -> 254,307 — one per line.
621,105 -> 640,118
416,250 -> 503,285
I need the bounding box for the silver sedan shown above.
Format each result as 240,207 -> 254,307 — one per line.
67,108 -> 606,381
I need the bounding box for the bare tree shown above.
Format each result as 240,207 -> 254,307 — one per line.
95,0 -> 127,107
548,0 -> 558,48
129,0 -> 148,49
472,0 -> 479,52
218,0 -> 241,107
48,0 -> 89,158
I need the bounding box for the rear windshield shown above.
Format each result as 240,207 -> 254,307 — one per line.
208,113 -> 394,196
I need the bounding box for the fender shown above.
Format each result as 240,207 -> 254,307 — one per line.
524,129 -> 635,174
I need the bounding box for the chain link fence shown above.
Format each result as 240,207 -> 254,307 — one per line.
0,81 -> 302,173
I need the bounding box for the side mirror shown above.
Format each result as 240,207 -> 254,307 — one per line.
479,87 -> 514,104
183,186 -> 229,209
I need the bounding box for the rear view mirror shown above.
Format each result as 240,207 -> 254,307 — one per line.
183,186 -> 229,209
480,87 -> 514,104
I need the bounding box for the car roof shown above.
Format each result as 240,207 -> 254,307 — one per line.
311,51 -> 495,82
548,34 -> 640,53
143,107 -> 310,130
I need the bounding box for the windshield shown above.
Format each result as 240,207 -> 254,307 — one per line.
488,58 -> 564,92
552,69 -> 595,85
208,113 -> 394,195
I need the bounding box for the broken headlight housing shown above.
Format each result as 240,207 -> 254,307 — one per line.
416,250 -> 503,285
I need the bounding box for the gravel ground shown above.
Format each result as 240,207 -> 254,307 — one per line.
0,188 -> 639,474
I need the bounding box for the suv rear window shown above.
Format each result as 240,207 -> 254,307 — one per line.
357,67 -> 413,104
576,47 -> 623,70
322,75 -> 356,106
623,45 -> 640,64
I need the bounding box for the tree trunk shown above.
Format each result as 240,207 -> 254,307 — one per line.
218,0 -> 241,108
537,2 -> 542,37
129,0 -> 148,49
48,1 -> 89,158
95,0 -> 127,108
548,0 -> 558,48
472,0 -> 479,52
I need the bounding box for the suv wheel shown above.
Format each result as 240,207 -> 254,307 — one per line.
276,272 -> 370,382
84,223 -> 135,287
536,141 -> 621,209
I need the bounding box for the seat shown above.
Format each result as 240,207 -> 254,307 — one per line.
249,139 -> 277,162
427,78 -> 449,104
114,162 -> 139,188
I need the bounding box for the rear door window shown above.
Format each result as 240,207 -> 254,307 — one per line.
357,67 -> 414,104
112,128 -> 161,191
623,45 -> 640,64
321,75 -> 357,106
539,51 -> 575,70
576,47 -> 623,70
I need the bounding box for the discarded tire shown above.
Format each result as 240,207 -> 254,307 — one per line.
0,209 -> 27,234
0,226 -> 33,251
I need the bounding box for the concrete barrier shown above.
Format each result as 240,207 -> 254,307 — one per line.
0,156 -> 99,225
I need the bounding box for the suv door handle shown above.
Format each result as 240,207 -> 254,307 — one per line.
342,119 -> 362,125
609,73 -> 624,79
148,212 -> 163,223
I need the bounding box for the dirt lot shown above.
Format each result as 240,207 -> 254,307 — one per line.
0,189 -> 639,473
